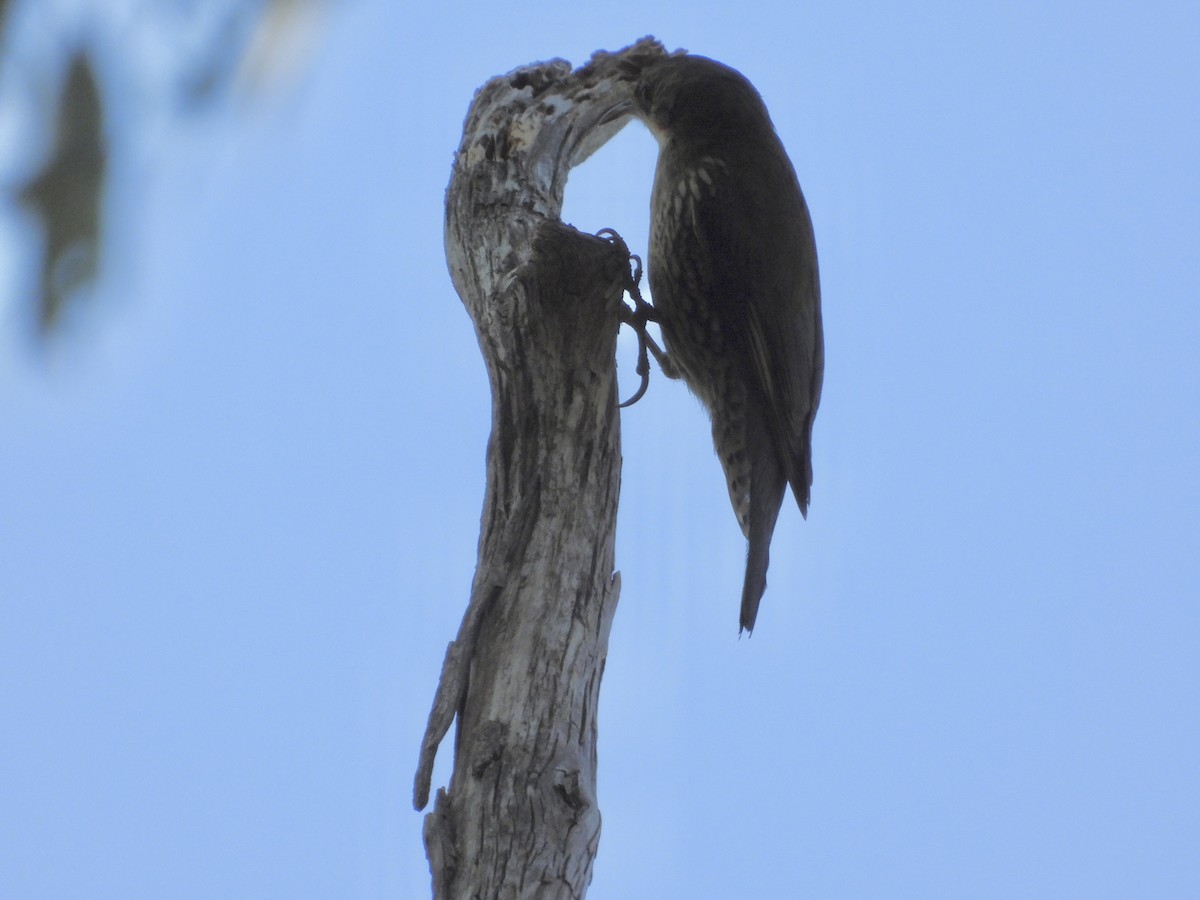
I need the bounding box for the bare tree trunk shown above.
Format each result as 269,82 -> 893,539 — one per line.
413,40 -> 667,900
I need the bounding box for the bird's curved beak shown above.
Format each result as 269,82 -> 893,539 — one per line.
598,98 -> 635,127
571,96 -> 637,166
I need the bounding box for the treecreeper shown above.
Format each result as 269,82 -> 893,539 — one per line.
610,54 -> 824,633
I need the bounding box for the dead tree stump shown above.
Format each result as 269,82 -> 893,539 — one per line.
414,39 -> 669,900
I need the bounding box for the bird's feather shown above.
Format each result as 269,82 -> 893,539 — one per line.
637,53 -> 823,630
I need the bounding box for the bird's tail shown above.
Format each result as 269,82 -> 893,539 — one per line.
739,445 -> 787,634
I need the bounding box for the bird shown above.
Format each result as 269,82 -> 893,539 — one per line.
619,54 -> 824,633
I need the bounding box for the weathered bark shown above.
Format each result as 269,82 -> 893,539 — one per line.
414,39 -> 669,900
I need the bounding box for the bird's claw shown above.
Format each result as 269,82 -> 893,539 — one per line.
597,228 -> 662,407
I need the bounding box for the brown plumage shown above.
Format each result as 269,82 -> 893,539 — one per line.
629,55 -> 824,632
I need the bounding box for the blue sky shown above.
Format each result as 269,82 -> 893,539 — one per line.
2,2 -> 1198,897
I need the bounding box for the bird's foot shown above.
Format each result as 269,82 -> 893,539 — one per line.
596,227 -> 670,406
651,344 -> 681,380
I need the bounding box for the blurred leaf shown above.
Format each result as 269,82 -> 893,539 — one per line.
176,3 -> 258,112
18,52 -> 107,335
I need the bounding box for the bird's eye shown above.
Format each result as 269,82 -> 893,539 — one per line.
634,80 -> 652,112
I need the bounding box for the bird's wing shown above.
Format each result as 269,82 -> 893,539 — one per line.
734,158 -> 823,514
744,282 -> 821,512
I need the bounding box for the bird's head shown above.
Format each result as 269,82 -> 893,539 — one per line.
627,55 -> 773,148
